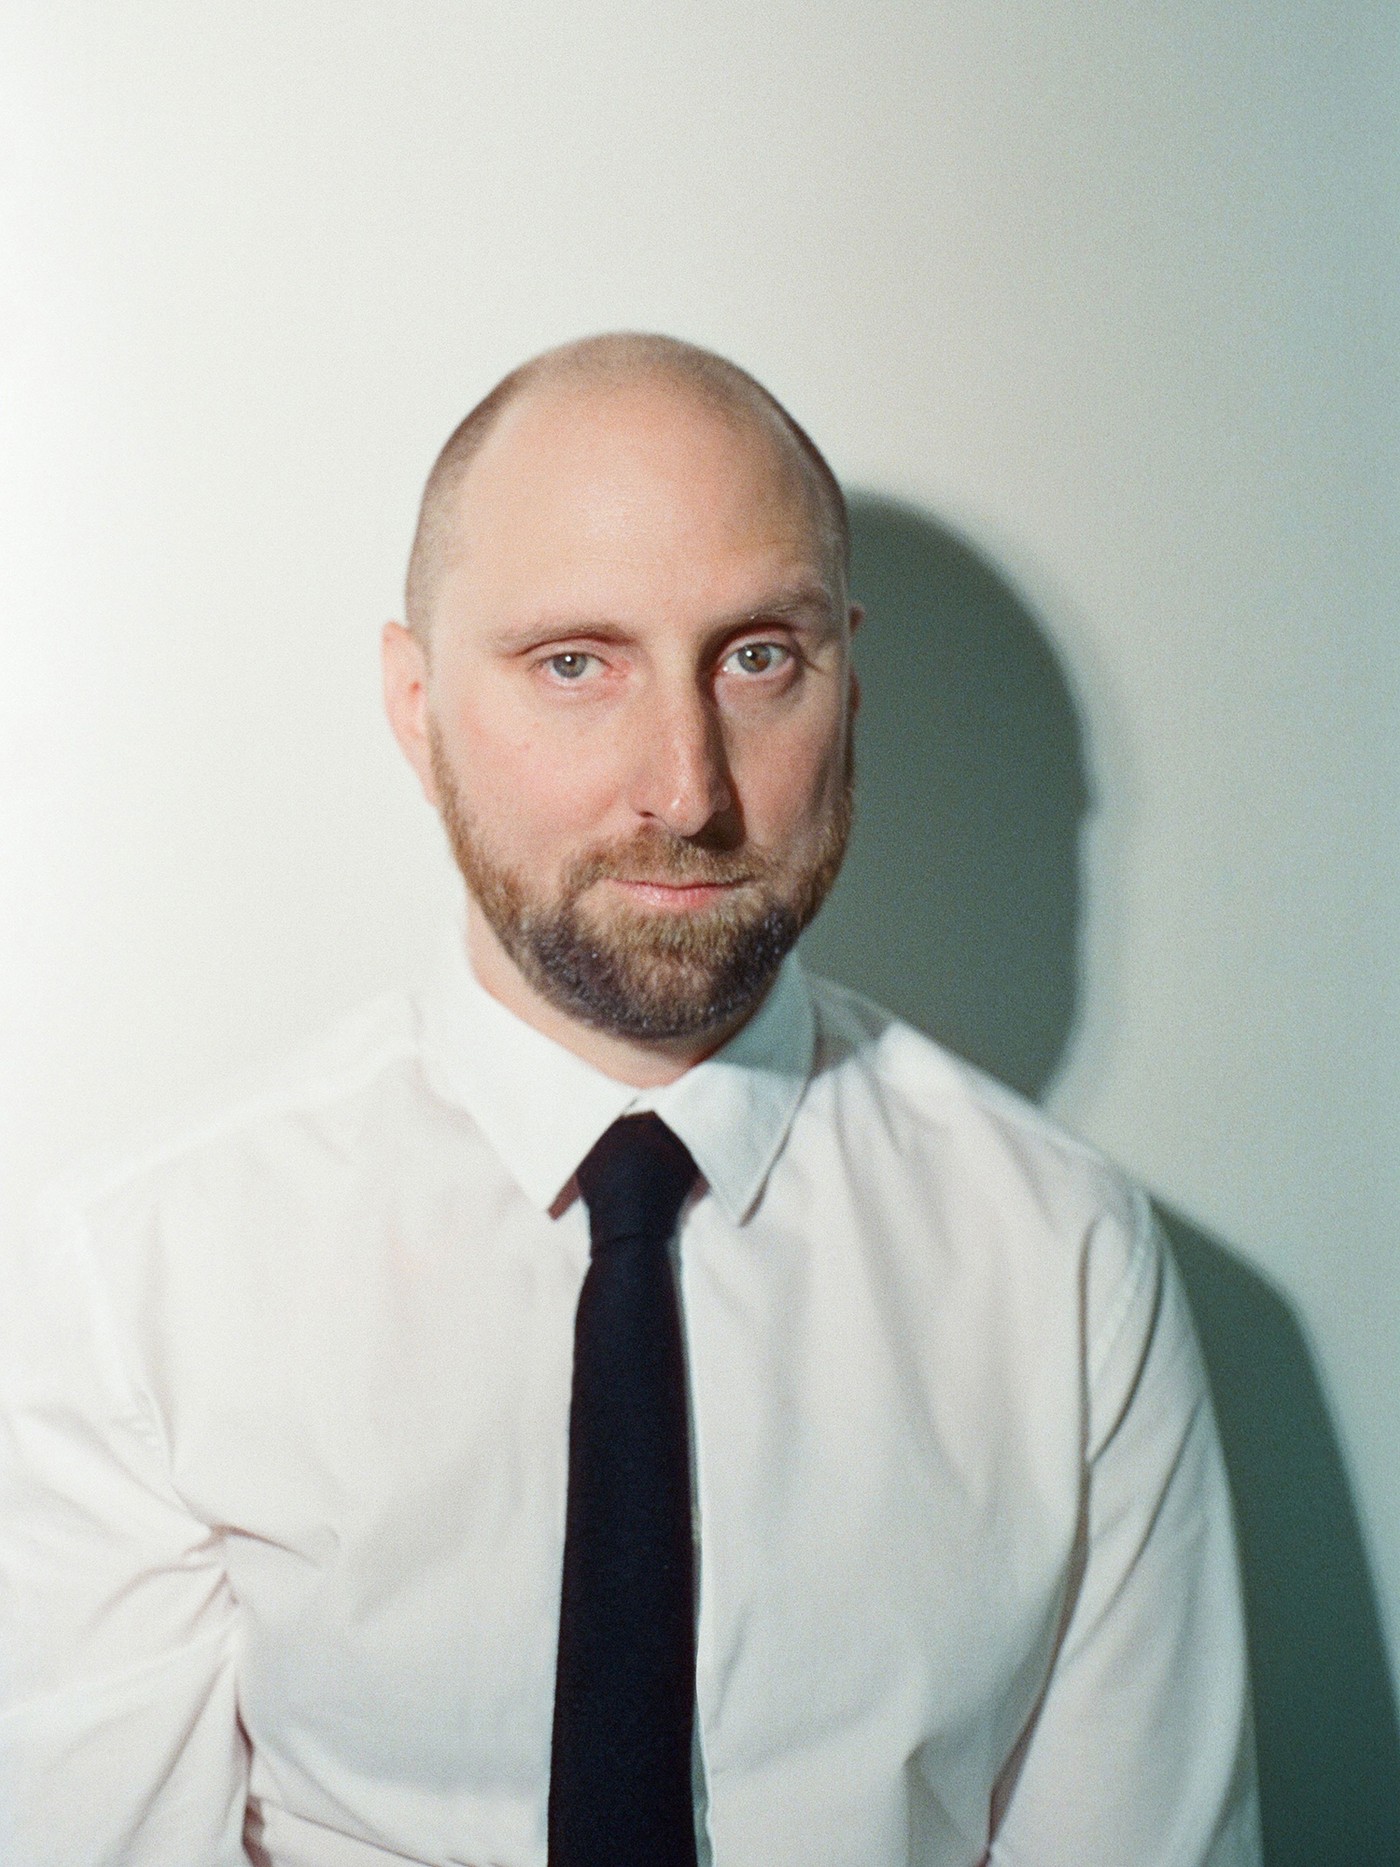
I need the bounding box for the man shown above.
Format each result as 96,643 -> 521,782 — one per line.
0,334 -> 1259,1865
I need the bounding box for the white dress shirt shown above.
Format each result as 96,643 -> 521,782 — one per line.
0,945 -> 1259,1866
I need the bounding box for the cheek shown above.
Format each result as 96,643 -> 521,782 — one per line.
446,698 -> 621,851
732,715 -> 846,842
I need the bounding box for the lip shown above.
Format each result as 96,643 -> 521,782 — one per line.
605,878 -> 747,912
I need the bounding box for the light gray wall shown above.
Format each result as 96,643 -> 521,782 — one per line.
3,3 -> 1395,1851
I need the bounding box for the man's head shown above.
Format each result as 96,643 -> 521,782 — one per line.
383,333 -> 860,1080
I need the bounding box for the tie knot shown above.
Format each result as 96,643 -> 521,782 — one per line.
575,1114 -> 698,1252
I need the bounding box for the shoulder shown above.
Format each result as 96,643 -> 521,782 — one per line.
804,971 -> 1128,1192
799,969 -> 1156,1318
39,988 -> 426,1234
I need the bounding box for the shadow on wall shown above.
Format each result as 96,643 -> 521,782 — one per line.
801,492 -> 1400,1864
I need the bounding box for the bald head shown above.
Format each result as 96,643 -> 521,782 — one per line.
404,333 -> 849,643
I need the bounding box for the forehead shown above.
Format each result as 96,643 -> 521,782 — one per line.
434,376 -> 834,626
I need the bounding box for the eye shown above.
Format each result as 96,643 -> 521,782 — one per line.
723,641 -> 790,677
543,650 -> 599,682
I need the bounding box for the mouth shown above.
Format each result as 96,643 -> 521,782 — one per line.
602,877 -> 750,913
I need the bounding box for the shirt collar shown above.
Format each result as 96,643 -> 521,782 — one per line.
417,934 -> 815,1225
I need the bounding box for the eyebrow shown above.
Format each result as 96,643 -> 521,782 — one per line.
488,582 -> 840,655
740,584 -> 839,626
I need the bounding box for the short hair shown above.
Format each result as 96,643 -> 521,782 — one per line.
404,332 -> 850,641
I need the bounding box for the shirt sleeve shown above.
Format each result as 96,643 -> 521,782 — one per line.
988,1191 -> 1261,1867
0,1187 -> 249,1867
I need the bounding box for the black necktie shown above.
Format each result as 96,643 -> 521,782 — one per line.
548,1113 -> 700,1867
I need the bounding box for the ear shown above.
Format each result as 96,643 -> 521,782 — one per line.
847,603 -> 863,717
381,621 -> 440,806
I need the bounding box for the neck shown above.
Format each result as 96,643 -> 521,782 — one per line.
463,897 -> 754,1088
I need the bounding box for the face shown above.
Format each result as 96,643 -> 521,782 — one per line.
386,377 -> 858,1051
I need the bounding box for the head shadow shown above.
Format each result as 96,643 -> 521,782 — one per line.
805,493 -> 1086,1099
802,490 -> 1399,1863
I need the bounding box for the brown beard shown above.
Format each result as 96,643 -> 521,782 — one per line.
429,724 -> 853,1040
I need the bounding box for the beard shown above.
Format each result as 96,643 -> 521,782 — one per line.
429,725 -> 853,1042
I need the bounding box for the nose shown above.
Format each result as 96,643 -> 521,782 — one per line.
628,680 -> 734,839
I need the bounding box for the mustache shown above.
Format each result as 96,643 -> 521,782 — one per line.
562,829 -> 766,894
